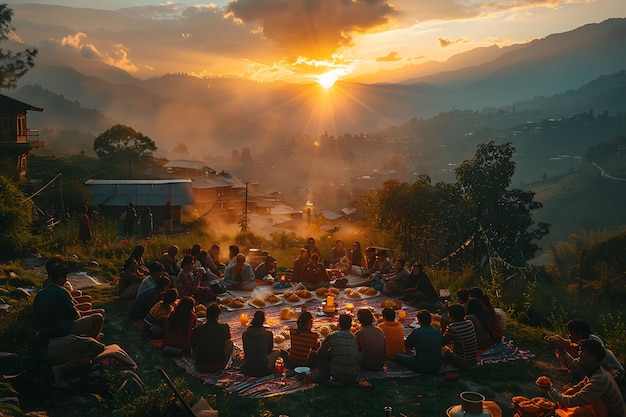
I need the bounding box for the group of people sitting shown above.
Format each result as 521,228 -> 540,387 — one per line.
540,319 -> 625,417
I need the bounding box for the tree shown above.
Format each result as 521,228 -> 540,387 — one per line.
454,141 -> 549,262
93,124 -> 157,158
0,5 -> 37,90
0,175 -> 34,256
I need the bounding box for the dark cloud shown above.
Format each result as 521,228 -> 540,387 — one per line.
376,51 -> 401,62
225,0 -> 398,60
438,37 -> 468,48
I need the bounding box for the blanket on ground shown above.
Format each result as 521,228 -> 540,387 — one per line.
174,338 -> 533,398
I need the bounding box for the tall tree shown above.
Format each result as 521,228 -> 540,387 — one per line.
93,124 -> 156,158
455,141 -> 549,262
93,124 -> 157,179
0,5 -> 37,90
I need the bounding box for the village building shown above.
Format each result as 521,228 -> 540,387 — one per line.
0,94 -> 43,188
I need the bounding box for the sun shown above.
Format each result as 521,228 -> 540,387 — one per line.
316,71 -> 340,89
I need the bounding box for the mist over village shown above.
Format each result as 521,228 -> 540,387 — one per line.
1,1 -> 626,416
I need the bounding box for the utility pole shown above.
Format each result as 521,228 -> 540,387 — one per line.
244,182 -> 248,232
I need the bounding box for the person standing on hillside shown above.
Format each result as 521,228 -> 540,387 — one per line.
77,205 -> 92,248
123,202 -> 137,239
162,200 -> 173,235
140,207 -> 153,240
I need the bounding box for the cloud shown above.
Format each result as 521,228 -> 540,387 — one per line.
438,37 -> 469,48
59,32 -> 138,73
118,2 -> 184,19
376,51 -> 401,62
224,0 -> 398,60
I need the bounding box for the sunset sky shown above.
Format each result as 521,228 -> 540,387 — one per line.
5,0 -> 626,86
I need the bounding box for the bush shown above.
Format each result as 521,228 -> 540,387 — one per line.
0,175 -> 34,258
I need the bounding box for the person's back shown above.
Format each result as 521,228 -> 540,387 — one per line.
191,304 -> 232,372
289,328 -> 319,366
355,309 -> 386,371
442,304 -> 478,369
317,314 -> 362,385
376,308 -> 406,360
241,324 -> 275,376
396,310 -> 442,374
34,282 -> 77,338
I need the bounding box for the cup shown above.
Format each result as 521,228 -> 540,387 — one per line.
239,312 -> 248,326
460,391 -> 485,415
398,310 -> 407,320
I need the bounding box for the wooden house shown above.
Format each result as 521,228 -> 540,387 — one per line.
0,94 -> 43,184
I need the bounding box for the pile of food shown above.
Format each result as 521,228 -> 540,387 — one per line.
219,297 -> 246,309
535,376 -> 552,387
344,289 -> 362,299
315,287 -> 340,298
283,291 -> 301,303
279,307 -> 299,320
380,299 -> 403,310
295,289 -> 313,299
511,395 -> 555,417
357,287 -> 378,296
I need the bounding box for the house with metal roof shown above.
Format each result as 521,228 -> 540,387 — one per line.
84,179 -> 194,226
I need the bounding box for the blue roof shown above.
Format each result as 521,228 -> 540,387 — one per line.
84,179 -> 194,206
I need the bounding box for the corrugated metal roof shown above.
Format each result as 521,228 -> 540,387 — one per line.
84,179 -> 194,206
320,210 -> 344,221
192,177 -> 233,189
163,160 -> 210,170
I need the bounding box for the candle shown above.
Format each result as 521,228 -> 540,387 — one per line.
398,310 -> 406,320
346,303 -> 354,312
239,312 -> 248,326
326,296 -> 334,307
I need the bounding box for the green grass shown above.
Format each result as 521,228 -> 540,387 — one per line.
2,226 -> 626,417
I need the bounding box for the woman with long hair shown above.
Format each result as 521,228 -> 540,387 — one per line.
466,298 -> 492,350
119,257 -> 145,301
129,244 -> 150,275
241,311 -> 280,376
162,296 -> 197,356
286,311 -> 320,368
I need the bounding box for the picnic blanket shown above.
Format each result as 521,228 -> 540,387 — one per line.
126,286 -> 533,398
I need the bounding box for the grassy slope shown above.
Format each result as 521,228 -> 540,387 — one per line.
528,157 -> 626,245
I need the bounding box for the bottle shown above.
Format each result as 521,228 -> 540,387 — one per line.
275,357 -> 285,374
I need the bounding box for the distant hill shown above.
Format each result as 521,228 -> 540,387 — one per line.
528,153 -> 626,244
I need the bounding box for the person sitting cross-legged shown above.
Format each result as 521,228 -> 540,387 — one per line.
241,311 -> 281,377
285,311 -> 320,369
33,259 -> 105,388
441,303 -> 478,369
317,314 -> 362,386
223,253 -> 256,291
543,338 -> 626,417
191,303 -> 233,373
355,308 -> 386,371
396,309 -> 443,375
376,308 -> 407,360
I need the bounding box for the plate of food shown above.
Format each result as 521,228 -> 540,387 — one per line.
314,286 -> 341,301
343,288 -> 363,300
356,286 -> 380,298
219,296 -> 250,311
247,293 -> 283,309
282,291 -> 307,306
535,376 -> 553,388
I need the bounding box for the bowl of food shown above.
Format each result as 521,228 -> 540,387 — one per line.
294,366 -> 311,381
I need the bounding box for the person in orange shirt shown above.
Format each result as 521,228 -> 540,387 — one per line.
377,308 -> 407,360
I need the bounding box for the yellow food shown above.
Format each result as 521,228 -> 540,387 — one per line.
295,289 -> 313,299
381,299 -> 403,310
265,294 -> 281,304
273,334 -> 286,344
279,308 -> 297,320
535,376 -> 552,386
318,326 -> 331,336
251,297 -> 266,307
357,287 -> 378,296
344,289 -> 361,299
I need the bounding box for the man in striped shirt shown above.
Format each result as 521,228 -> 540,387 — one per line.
441,303 -> 478,369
